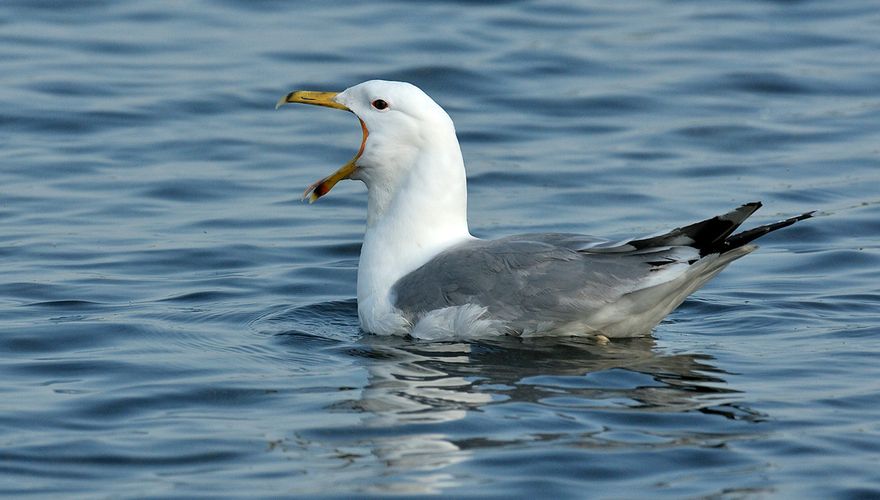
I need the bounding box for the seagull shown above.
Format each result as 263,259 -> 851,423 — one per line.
276,80 -> 812,340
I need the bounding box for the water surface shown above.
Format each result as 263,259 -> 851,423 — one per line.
2,0 -> 879,497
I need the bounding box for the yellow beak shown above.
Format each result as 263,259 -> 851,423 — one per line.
275,90 -> 349,111
276,90 -> 368,203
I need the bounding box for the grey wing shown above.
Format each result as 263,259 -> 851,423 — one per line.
391,202 -> 813,334
391,234 -> 673,329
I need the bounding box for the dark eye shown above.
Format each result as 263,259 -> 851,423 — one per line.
371,99 -> 389,110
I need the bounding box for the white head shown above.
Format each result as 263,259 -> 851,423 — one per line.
278,80 -> 473,333
276,80 -> 463,213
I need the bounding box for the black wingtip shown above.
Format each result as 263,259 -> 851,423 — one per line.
629,201 -> 764,253
626,202 -> 812,257
721,210 -> 814,252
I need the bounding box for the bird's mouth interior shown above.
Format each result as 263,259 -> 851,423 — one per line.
275,90 -> 368,203
300,117 -> 368,203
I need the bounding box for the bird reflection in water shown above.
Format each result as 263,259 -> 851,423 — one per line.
323,334 -> 763,493
352,335 -> 754,423
266,300 -> 764,494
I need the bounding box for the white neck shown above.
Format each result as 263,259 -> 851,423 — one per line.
355,129 -> 472,333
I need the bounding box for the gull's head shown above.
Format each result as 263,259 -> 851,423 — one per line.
276,80 -> 457,203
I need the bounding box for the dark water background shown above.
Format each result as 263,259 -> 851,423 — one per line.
2,0 -> 879,497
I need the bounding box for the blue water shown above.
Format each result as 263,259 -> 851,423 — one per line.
2,0 -> 879,497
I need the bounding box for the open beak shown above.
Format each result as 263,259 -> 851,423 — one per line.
275,90 -> 368,203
